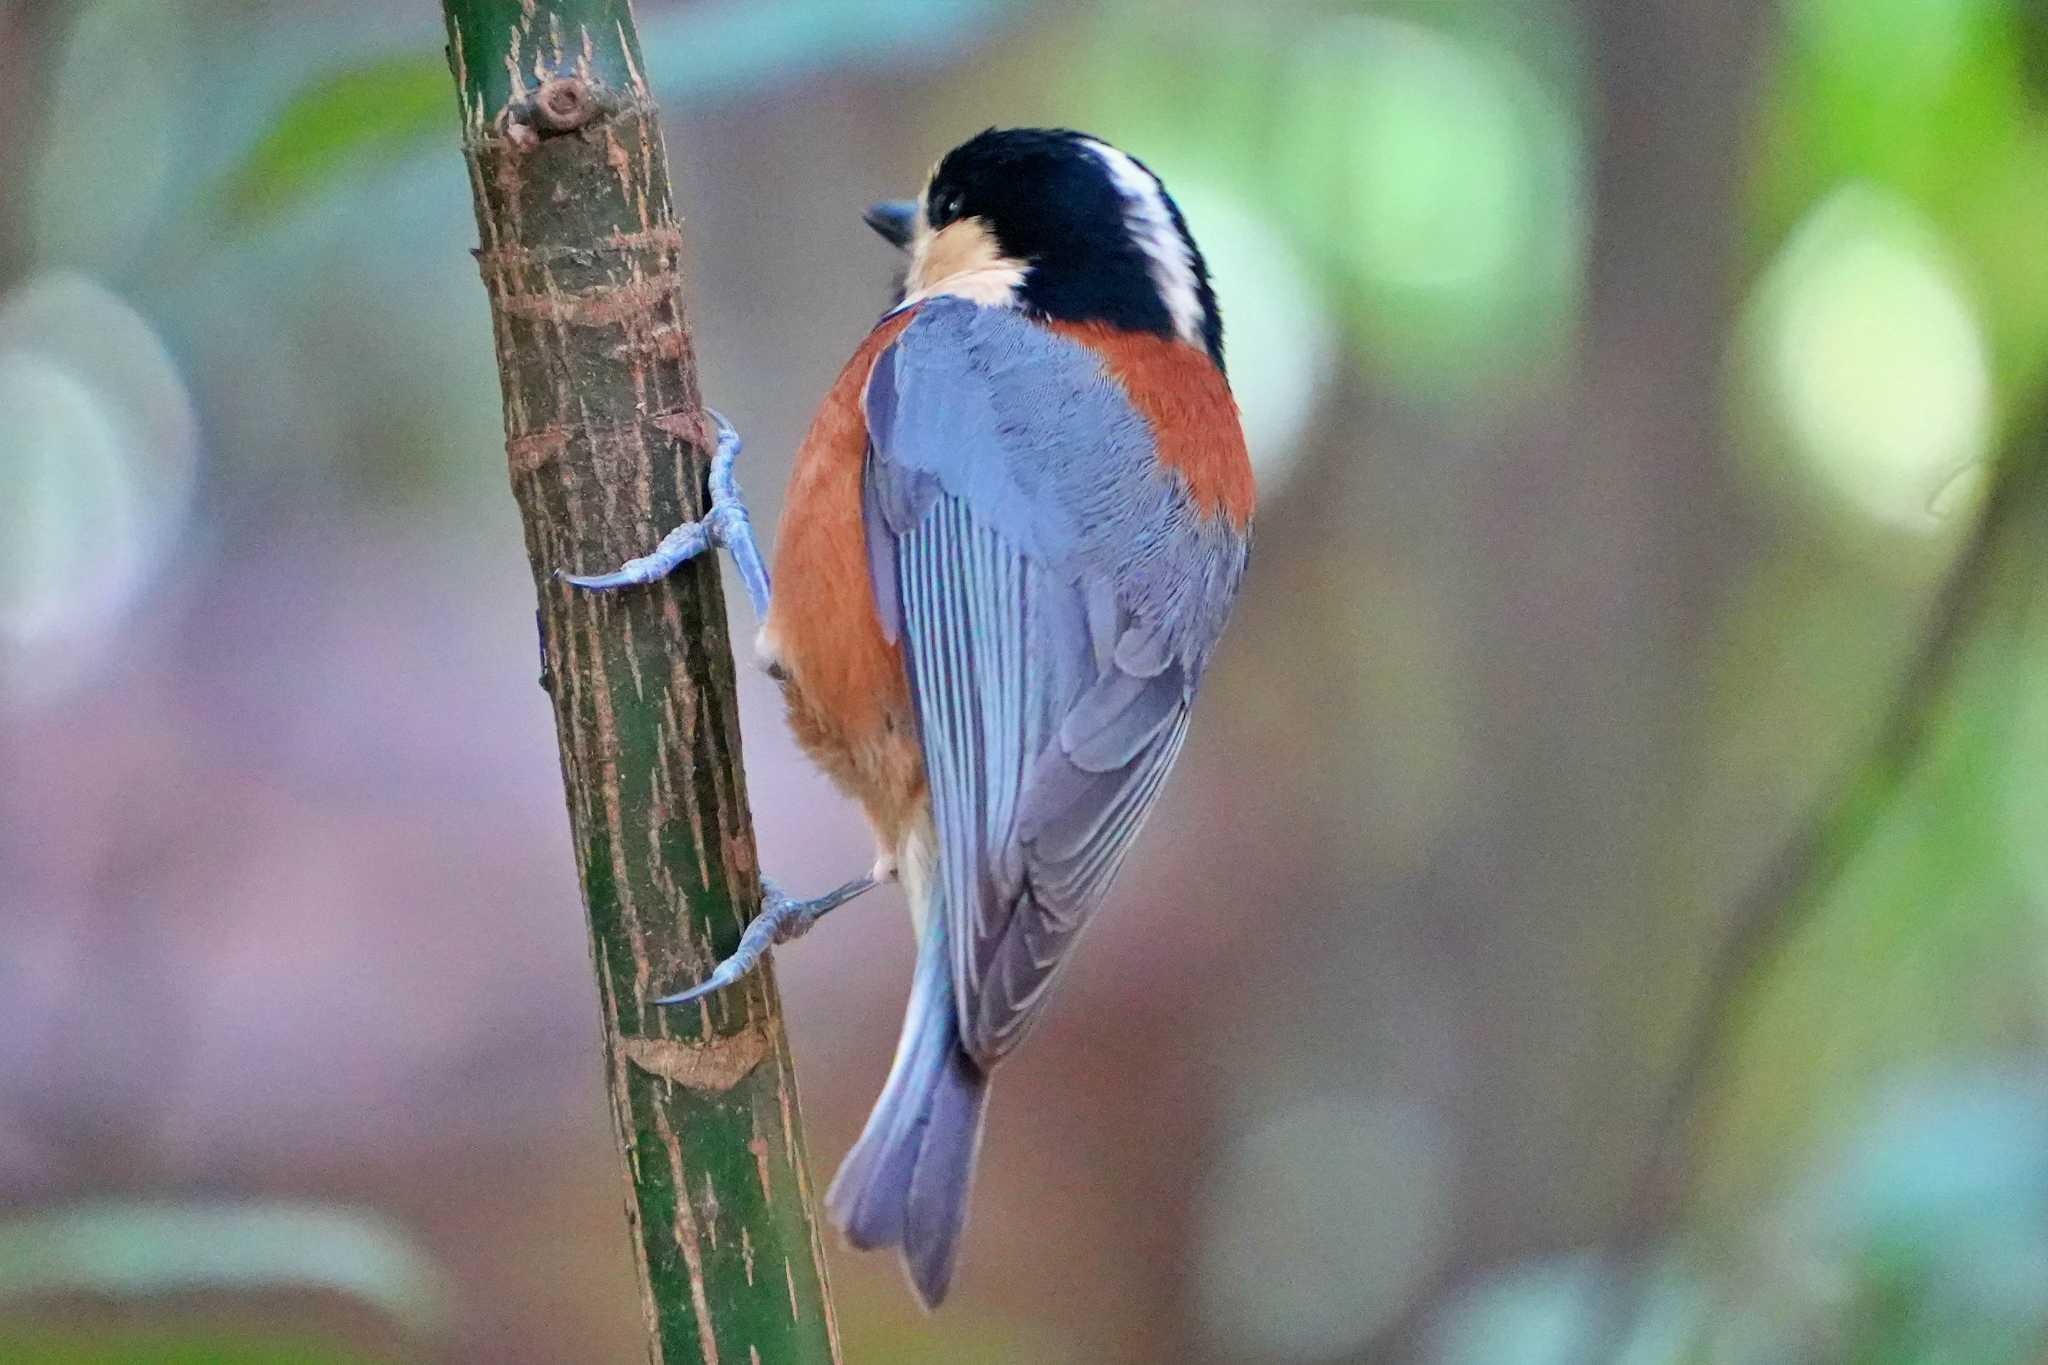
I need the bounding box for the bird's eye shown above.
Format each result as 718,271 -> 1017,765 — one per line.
932,190 -> 965,226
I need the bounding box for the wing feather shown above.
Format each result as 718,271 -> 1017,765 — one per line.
865,300 -> 1247,1065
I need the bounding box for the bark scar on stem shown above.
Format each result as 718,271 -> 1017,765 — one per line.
508,424 -> 572,473
534,75 -> 600,129
499,272 -> 683,326
621,1030 -> 770,1092
614,325 -> 691,363
499,74 -> 614,151
653,406 -> 715,448
474,226 -> 682,270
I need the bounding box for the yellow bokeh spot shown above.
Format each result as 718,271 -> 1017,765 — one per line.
1751,185 -> 1992,534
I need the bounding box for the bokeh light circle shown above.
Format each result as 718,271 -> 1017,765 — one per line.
0,273 -> 199,703
1196,1093 -> 1449,1360
1422,1255 -> 1703,1365
1275,15 -> 1582,391
0,355 -> 143,650
1344,22 -> 1525,294
1744,185 -> 1992,535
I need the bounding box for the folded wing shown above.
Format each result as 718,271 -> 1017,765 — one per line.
864,300 -> 1247,1065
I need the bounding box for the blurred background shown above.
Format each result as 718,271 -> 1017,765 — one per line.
4,0 -> 2047,1361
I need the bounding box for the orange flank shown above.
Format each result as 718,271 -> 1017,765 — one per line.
1047,321 -> 1256,530
765,309 -> 928,850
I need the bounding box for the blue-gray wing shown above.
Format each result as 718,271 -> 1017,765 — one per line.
863,300 -> 1248,1066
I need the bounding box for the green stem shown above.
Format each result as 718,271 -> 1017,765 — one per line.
437,5 -> 842,1362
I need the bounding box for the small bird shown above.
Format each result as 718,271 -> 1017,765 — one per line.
564,127 -> 1252,1306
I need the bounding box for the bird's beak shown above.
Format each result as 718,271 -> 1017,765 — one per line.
863,199 -> 917,250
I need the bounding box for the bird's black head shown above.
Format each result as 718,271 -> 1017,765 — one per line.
866,128 -> 1223,369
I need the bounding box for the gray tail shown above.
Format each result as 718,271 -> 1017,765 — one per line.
825,918 -> 989,1309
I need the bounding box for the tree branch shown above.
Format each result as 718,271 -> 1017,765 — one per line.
0,0 -> 71,287
1595,426 -> 2047,1355
437,5 -> 842,1362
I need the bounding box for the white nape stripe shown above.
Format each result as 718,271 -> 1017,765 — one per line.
1083,139 -> 1205,348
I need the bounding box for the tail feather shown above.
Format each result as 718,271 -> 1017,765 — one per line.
901,1042 -> 986,1302
826,911 -> 989,1308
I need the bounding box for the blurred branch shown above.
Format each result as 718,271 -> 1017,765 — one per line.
438,5 -> 840,1363
1596,430 -> 2048,1355
0,0 -> 69,283
1386,9 -> 1778,1354
1576,0 -> 1779,627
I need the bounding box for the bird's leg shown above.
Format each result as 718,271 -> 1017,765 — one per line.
560,409 -> 872,1006
556,409 -> 772,619
653,874 -> 878,1007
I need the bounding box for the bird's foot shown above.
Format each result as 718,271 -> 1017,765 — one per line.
652,873 -> 879,1007
556,409 -> 772,618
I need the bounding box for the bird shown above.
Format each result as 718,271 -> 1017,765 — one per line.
561,126 -> 1253,1307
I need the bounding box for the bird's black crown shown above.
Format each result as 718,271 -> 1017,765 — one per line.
923,128 -> 1224,368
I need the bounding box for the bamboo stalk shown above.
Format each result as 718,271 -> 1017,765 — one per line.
438,5 -> 842,1361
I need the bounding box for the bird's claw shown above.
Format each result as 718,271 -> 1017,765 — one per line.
650,872 -> 880,1007
554,408 -> 770,616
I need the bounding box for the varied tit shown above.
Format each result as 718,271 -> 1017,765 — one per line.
563,127 -> 1252,1306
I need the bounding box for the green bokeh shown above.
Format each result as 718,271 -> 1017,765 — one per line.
1063,4 -> 1584,402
